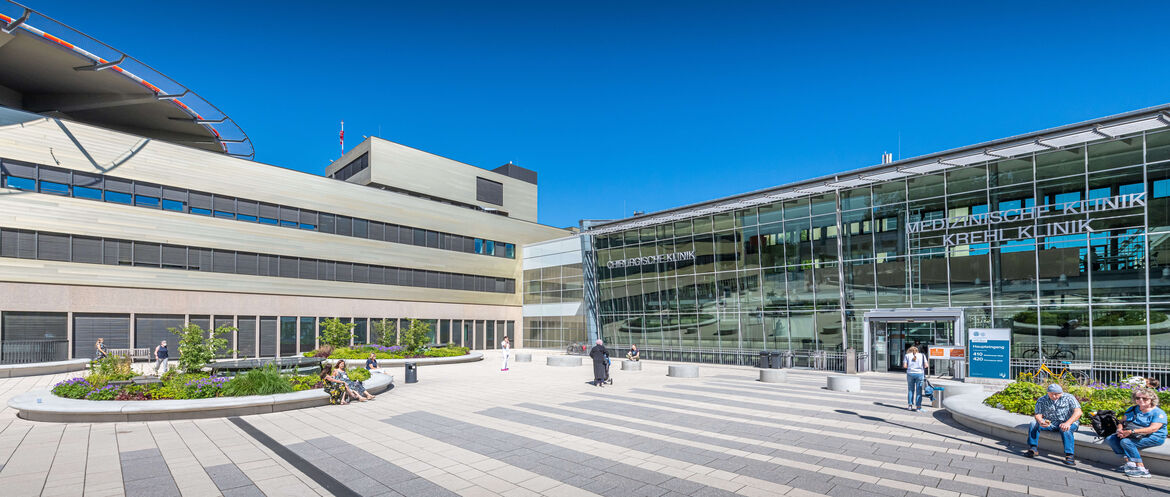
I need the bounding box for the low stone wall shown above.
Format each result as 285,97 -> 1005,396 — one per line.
759,369 -> 787,383
827,375 -> 861,392
944,389 -> 1170,474
0,359 -> 89,378
547,356 -> 582,367
8,373 -> 393,423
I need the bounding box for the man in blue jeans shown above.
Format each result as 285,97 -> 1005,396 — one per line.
1026,384 -> 1082,466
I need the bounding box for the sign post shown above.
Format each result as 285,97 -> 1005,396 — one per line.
968,328 -> 1011,379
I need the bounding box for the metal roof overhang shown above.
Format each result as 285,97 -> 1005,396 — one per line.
586,105 -> 1170,236
0,2 -> 253,158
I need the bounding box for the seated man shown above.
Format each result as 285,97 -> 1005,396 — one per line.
1026,384 -> 1082,466
626,344 -> 640,361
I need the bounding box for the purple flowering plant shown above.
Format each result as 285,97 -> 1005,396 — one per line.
51,377 -> 93,399
184,376 -> 229,399
84,384 -> 119,401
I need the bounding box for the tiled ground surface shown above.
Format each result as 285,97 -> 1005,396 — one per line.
2,352 -> 1170,496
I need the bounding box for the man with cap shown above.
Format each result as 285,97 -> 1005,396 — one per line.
1026,384 -> 1082,465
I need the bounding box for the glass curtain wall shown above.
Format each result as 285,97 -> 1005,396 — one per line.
596,128 -> 1170,370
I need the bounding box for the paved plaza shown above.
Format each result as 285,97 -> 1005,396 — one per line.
1,353 -> 1169,497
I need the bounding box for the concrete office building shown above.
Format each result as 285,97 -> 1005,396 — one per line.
586,105 -> 1170,381
0,4 -> 567,362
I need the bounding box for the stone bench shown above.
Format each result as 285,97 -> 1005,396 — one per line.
667,365 -> 699,378
547,356 -> 582,367
515,353 -> 532,363
0,359 -> 89,378
827,375 -> 861,392
759,369 -> 787,383
945,388 -> 1170,475
621,360 -> 642,371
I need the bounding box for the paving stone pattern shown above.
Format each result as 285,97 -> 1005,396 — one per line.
289,436 -> 459,497
120,448 -> 180,497
388,411 -> 742,497
3,352 -> 1170,496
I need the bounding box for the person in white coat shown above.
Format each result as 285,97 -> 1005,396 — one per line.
500,336 -> 511,371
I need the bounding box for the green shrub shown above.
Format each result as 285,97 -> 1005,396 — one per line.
319,318 -> 356,348
288,375 -> 322,392
222,365 -> 292,397
172,323 -> 235,373
399,319 -> 432,355
347,367 -> 371,382
89,355 -> 134,381
424,346 -> 470,358
371,319 -> 397,347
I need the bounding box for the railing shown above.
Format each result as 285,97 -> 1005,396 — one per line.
0,340 -> 69,364
626,346 -> 863,373
1010,358 -> 1170,385
1016,344 -> 1170,364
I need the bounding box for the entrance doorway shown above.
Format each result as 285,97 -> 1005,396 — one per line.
872,321 -> 953,371
864,308 -> 965,378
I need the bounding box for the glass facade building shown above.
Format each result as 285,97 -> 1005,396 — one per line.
589,108 -> 1170,378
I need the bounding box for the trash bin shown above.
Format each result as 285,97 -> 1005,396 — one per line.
405,362 -> 418,383
932,386 -> 945,408
759,351 -> 771,369
769,351 -> 782,369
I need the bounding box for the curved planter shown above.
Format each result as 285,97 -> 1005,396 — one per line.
8,372 -> 393,423
320,351 -> 482,367
944,389 -> 1170,474
0,359 -> 89,378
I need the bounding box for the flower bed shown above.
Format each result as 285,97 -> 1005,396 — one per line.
306,344 -> 471,360
51,365 -> 326,401
984,379 -> 1170,424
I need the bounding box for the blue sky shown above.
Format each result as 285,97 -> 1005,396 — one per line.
34,1 -> 1170,228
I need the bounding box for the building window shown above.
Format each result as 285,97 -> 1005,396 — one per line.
476,177 -> 504,206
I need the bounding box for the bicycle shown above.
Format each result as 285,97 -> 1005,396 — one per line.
1020,345 -> 1076,361
1034,361 -> 1090,384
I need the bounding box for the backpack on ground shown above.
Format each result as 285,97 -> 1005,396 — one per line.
1089,410 -> 1120,438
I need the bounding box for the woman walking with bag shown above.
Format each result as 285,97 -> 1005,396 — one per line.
905,346 -> 929,411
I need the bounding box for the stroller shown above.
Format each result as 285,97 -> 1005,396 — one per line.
603,352 -> 614,385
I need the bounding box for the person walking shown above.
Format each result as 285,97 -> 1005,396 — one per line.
589,339 -> 608,387
94,337 -> 108,360
1025,384 -> 1082,466
905,346 -> 928,411
500,336 -> 511,371
153,340 -> 169,375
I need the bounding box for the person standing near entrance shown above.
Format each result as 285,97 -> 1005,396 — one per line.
153,340 -> 169,375
905,346 -> 929,411
500,336 -> 511,371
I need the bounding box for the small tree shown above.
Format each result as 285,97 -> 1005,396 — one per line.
399,319 -> 432,355
171,324 -> 234,373
371,319 -> 397,347
319,318 -> 356,348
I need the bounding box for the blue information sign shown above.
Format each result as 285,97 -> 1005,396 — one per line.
969,328 -> 1011,379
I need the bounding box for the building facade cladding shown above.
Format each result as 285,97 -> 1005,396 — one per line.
594,124 -> 1170,374
0,107 -> 569,360
522,236 -> 587,349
